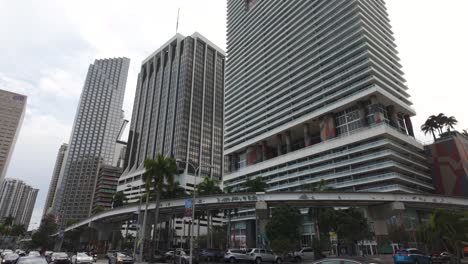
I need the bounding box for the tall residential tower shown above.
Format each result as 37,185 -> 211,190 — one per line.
223,0 -> 433,193
0,178 -> 38,228
118,33 -> 225,199
0,89 -> 26,186
55,58 -> 130,228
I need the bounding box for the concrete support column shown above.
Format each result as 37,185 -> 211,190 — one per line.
366,202 -> 405,242
387,105 -> 399,128
246,146 -> 255,165
404,115 -> 415,137
357,101 -> 368,127
284,131 -> 292,153
255,201 -> 269,248
261,141 -> 267,161
303,123 -> 311,147
276,134 -> 283,156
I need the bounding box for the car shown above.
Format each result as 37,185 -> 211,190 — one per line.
71,253 -> 93,264
311,258 -> 367,264
165,250 -> 198,264
28,252 -> 41,257
430,252 -> 452,264
224,249 -> 250,263
105,251 -> 118,260
50,253 -> 70,264
107,252 -> 134,264
16,256 -> 48,264
393,249 -> 431,264
293,248 -> 315,262
247,248 -> 282,264
199,249 -> 224,262
1,253 -> 20,264
1,250 -> 14,258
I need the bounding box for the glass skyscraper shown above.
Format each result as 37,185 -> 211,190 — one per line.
54,57 -> 130,228
223,0 -> 433,193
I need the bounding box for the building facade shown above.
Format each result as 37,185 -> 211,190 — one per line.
0,178 -> 38,228
43,143 -> 68,218
118,33 -> 225,199
0,89 -> 26,186
426,132 -> 468,197
223,0 -> 433,195
54,57 -> 130,228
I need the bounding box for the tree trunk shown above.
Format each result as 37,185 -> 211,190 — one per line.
151,191 -> 161,260
432,131 -> 436,142
227,211 -> 231,249
207,210 -> 211,248
197,215 -> 201,247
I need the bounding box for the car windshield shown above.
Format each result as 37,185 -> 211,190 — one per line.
52,253 -> 68,257
77,253 -> 89,257
117,253 -> 130,257
17,258 -> 48,264
29,252 -> 40,256
5,254 -> 19,260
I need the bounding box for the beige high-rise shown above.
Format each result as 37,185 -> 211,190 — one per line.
0,89 -> 26,186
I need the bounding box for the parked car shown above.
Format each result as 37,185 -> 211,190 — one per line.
224,249 -> 250,263
1,250 -> 14,258
16,257 -> 48,264
199,249 -> 224,262
108,252 -> 134,264
393,249 -> 431,264
293,248 -> 314,262
311,258 -> 366,264
165,250 -> 198,264
430,252 -> 452,264
28,252 -> 41,257
71,253 -> 93,264
1,253 -> 20,264
50,252 -> 70,264
247,248 -> 282,264
105,251 -> 118,260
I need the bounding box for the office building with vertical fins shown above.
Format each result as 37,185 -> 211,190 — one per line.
223,0 -> 433,194
118,32 -> 225,200
42,143 -> 68,218
55,57 -> 130,228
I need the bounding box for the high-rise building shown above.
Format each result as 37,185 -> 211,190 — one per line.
223,0 -> 433,194
0,89 -> 26,186
55,57 -> 130,228
118,33 -> 225,199
43,143 -> 68,218
0,178 -> 38,228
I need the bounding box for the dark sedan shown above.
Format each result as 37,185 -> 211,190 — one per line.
50,253 -> 70,264
2,253 -> 20,264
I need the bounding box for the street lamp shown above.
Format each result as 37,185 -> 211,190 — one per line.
127,184 -> 143,259
175,159 -> 214,264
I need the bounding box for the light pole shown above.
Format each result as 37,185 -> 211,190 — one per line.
175,159 -> 214,264
139,186 -> 150,262
129,184 -> 143,259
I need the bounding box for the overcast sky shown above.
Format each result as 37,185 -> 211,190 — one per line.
1,0 -> 467,230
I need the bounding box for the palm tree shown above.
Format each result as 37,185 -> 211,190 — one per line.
444,116 -> 458,132
2,215 -> 14,226
421,119 -> 438,141
243,176 -> 268,192
143,154 -> 177,257
463,129 -> 468,137
435,113 -> 447,135
11,224 -> 26,237
196,176 -> 222,248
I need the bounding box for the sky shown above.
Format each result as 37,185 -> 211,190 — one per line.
0,0 -> 467,231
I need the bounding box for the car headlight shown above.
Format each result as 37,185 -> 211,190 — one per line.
117,258 -> 123,262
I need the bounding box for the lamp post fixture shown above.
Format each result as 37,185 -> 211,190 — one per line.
127,184 -> 143,259
176,159 -> 214,264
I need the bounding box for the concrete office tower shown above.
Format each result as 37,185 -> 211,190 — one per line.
0,89 -> 26,186
42,143 -> 68,218
223,0 -> 433,193
119,33 -> 225,199
0,178 -> 38,227
55,57 -> 130,228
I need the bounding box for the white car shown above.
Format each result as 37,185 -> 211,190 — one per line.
293,248 -> 314,261
72,253 -> 93,264
247,248 -> 282,264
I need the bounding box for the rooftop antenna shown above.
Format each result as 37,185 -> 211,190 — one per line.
176,8 -> 180,34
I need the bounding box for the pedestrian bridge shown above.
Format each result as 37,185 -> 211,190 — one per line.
64,191 -> 468,233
